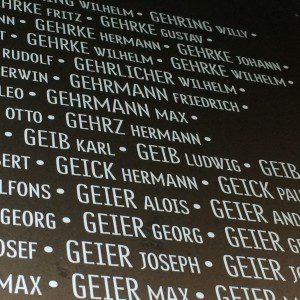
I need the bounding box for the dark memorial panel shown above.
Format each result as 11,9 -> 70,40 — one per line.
0,0 -> 299,299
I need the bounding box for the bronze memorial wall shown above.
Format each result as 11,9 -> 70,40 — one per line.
0,0 -> 299,299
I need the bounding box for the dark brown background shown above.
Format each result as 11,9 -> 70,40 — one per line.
0,0 -> 299,298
